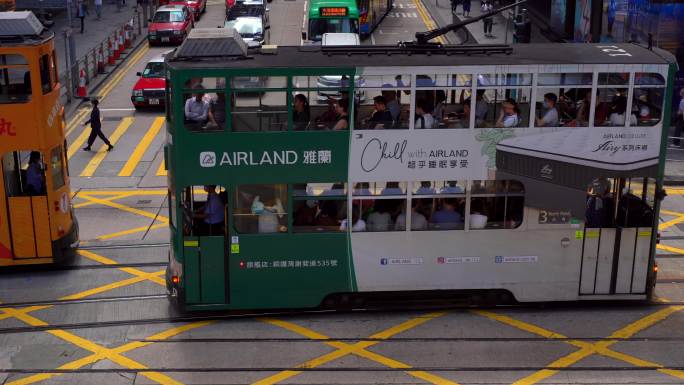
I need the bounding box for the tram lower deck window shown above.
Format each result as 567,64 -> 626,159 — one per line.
233,184 -> 288,233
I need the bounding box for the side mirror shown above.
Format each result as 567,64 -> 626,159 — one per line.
264,24 -> 270,29
148,18 -> 152,22
301,31 -> 306,40
136,72 -> 142,76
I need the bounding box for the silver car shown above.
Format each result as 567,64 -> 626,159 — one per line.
224,16 -> 268,48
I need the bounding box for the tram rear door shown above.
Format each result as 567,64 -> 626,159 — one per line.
579,178 -> 656,296
181,185 -> 229,305
1,150 -> 52,260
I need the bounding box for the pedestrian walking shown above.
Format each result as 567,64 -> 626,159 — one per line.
481,0 -> 494,37
462,0 -> 470,16
83,99 -> 114,152
94,0 -> 102,20
76,0 -> 87,33
450,0 -> 461,14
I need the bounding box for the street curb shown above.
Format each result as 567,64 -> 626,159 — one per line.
64,34 -> 148,120
664,179 -> 684,187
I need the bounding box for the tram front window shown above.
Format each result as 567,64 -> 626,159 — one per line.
308,18 -> 359,41
0,54 -> 32,103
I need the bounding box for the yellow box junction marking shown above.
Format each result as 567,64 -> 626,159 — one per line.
254,312 -> 460,385
80,116 -> 134,176
473,306 -> 684,384
119,116 -> 165,176
0,247 -> 206,385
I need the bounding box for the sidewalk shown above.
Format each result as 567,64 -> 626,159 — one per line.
421,0 -> 548,44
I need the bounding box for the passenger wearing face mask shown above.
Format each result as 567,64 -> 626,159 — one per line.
496,99 -> 520,128
536,93 -> 560,127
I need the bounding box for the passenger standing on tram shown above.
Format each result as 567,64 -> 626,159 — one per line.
366,96 -> 393,129
194,185 -> 225,236
83,99 -> 113,152
381,88 -> 401,127
26,151 -> 45,195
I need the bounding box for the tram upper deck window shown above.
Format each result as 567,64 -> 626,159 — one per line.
355,75 -> 410,130
182,77 -> 226,132
535,73 -> 593,128
632,73 -> 665,127
292,74 -> 352,130
596,73 -> 631,127
475,78 -> 531,129
39,54 -> 56,95
0,54 -> 32,104
415,74 -> 473,129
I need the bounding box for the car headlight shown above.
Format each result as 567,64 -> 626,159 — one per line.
173,30 -> 182,35
133,90 -> 143,97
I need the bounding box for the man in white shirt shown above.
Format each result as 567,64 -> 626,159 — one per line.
536,92 -> 560,127
184,91 -> 209,129
395,200 -> 428,230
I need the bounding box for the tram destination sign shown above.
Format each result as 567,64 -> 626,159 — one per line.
320,6 -> 348,16
350,131 -> 488,181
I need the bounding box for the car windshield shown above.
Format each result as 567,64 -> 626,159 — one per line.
308,18 -> 358,41
153,10 -> 184,22
225,18 -> 262,37
142,62 -> 165,78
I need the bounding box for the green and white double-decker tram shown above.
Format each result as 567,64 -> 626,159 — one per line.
164,28 -> 677,311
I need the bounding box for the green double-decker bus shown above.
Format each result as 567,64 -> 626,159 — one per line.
164,29 -> 677,311
303,0 -> 391,41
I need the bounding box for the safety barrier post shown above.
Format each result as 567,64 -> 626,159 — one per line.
83,52 -> 90,83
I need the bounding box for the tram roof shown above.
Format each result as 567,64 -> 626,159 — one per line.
167,43 -> 675,71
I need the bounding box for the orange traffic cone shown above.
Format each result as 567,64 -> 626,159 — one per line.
97,47 -> 106,74
76,69 -> 87,98
107,38 -> 116,65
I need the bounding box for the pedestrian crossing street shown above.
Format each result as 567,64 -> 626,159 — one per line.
66,111 -> 167,181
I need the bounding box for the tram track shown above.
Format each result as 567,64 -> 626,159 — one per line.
2,301 -> 684,336
0,293 -> 167,309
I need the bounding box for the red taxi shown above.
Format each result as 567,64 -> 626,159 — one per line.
169,0 -> 206,21
148,5 -> 194,46
131,52 -> 169,108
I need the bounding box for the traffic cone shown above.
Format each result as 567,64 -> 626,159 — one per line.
107,38 -> 116,65
97,47 -> 106,74
76,69 -> 87,98
118,29 -> 125,55
112,34 -> 120,60
124,23 -> 132,48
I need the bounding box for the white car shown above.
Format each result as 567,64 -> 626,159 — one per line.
317,33 -> 365,103
224,16 -> 269,48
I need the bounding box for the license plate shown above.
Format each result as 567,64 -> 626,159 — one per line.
149,98 -> 160,105
161,37 -> 170,42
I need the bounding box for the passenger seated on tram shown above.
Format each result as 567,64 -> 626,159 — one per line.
414,99 -> 435,129
322,183 -> 345,196
473,90 -> 489,126
365,95 -> 393,129
332,98 -> 350,131
184,87 -> 209,130
440,181 -> 463,194
294,200 -> 318,226
381,88 -> 401,127
536,93 -> 559,127
206,92 -> 226,130
430,198 -> 463,230
315,200 -> 339,228
293,93 -> 311,130
496,99 -> 520,128
415,181 -> 436,195
432,90 -> 447,124
25,151 -> 45,196
252,195 -> 286,233
469,198 -> 488,229
340,209 -> 366,232
585,178 -> 612,228
395,199 -> 429,231
367,199 -> 393,232
353,182 -> 372,196
193,185 -> 225,236
576,90 -> 592,126
608,94 -> 636,126
381,182 -> 403,195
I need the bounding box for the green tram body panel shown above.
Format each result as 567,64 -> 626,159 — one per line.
164,40 -> 677,311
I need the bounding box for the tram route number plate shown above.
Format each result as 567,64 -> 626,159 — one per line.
538,209 -> 571,224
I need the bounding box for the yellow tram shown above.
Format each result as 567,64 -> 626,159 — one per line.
0,11 -> 78,266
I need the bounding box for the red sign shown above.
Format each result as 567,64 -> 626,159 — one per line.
320,7 -> 348,17
0,118 -> 16,136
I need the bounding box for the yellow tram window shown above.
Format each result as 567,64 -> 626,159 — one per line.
0,54 -> 32,104
50,146 -> 66,189
39,54 -> 54,94
2,151 -> 46,196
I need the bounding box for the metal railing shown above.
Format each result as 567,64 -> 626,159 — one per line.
59,8 -> 143,103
